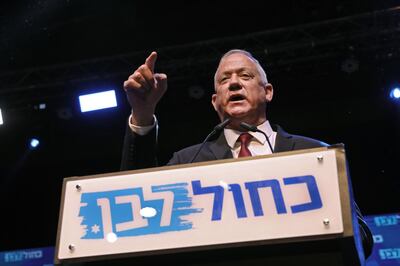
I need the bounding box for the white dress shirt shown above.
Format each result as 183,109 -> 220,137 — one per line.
128,114 -> 158,135
224,120 -> 276,158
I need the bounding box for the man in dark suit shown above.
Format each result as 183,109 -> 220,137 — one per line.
120,49 -> 372,258
121,49 -> 327,168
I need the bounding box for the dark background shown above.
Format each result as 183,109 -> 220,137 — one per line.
0,0 -> 399,251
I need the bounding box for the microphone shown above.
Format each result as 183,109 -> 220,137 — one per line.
190,118 -> 231,163
240,122 -> 274,153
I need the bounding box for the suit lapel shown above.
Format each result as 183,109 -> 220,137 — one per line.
273,125 -> 295,153
208,132 -> 233,160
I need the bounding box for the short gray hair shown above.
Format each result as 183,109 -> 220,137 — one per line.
214,49 -> 268,86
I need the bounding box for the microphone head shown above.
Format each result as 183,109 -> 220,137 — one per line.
214,118 -> 231,131
240,122 -> 258,132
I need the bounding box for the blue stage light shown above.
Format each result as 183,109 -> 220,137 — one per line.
29,138 -> 40,149
78,90 -> 117,112
390,87 -> 400,99
0,108 -> 3,125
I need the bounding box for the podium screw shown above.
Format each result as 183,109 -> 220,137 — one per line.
68,244 -> 75,252
323,218 -> 330,226
317,155 -> 323,162
75,184 -> 82,191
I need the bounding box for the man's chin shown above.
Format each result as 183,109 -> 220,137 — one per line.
227,108 -> 250,118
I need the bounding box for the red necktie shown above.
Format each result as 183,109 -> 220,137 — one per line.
238,133 -> 253,157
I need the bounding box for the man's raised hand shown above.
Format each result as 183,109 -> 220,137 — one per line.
123,51 -> 168,126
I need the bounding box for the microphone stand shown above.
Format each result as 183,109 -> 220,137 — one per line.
189,119 -> 231,163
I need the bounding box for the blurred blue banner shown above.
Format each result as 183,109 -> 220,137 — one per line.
366,213 -> 400,266
0,247 -> 54,266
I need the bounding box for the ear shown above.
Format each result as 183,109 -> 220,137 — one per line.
211,93 -> 218,111
264,83 -> 273,102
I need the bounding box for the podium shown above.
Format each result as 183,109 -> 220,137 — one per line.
55,145 -> 366,265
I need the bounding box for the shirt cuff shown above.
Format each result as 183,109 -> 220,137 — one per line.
128,114 -> 157,136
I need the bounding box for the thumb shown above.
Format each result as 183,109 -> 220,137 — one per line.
154,73 -> 168,90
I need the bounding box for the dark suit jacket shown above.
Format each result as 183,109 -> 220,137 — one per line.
120,124 -> 327,170
120,123 -> 373,258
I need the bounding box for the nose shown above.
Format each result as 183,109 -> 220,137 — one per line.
228,75 -> 242,91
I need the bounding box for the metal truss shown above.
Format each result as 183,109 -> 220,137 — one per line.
1,6 -> 399,110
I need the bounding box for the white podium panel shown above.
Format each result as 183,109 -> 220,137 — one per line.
56,147 -> 348,262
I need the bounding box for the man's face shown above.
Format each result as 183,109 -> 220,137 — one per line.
212,53 -> 273,126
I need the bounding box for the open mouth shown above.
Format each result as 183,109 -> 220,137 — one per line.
229,95 -> 246,102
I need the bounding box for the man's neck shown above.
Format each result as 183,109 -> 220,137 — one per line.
226,117 -> 267,131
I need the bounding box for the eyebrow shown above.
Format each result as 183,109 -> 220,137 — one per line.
219,67 -> 252,77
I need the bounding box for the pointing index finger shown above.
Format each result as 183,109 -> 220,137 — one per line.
145,51 -> 157,73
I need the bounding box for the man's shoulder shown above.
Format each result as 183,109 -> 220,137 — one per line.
290,133 -> 329,149
175,143 -> 204,156
274,124 -> 329,151
167,142 -> 208,165
167,132 -> 230,165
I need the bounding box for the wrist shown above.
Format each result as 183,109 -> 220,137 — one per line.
131,111 -> 155,126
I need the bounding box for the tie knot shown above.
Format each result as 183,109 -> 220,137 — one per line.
238,133 -> 252,145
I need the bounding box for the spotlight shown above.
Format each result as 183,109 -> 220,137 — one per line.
57,107 -> 73,120
188,85 -> 205,99
78,90 -> 117,113
34,103 -> 46,110
341,58 -> 359,74
0,108 -> 3,125
390,87 -> 400,100
29,138 -> 40,149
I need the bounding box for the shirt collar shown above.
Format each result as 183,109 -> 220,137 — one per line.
224,120 -> 274,149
